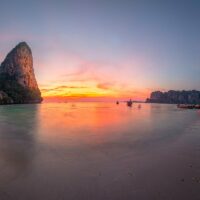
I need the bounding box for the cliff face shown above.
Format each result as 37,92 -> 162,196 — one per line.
0,42 -> 42,104
146,90 -> 200,104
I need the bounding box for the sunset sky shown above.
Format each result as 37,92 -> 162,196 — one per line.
0,0 -> 200,101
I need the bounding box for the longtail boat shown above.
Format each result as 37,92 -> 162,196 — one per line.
127,100 -> 133,107
177,104 -> 200,109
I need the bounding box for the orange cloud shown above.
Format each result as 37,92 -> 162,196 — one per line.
97,82 -> 114,90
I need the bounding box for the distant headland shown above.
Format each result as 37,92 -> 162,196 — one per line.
0,42 -> 42,104
146,90 -> 200,104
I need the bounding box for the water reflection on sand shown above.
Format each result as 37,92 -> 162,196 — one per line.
0,105 -> 38,199
0,103 -> 200,200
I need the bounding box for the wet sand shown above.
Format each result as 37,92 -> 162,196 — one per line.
0,103 -> 199,200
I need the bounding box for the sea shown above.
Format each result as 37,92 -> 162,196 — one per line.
0,102 -> 200,200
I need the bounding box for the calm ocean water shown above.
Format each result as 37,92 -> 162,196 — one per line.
0,102 -> 200,200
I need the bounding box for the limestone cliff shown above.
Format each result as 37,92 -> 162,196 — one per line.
146,90 -> 200,104
0,42 -> 42,104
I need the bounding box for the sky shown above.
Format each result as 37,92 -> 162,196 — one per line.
0,0 -> 200,101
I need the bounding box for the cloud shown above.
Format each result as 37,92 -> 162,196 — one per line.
54,85 -> 88,89
97,82 -> 114,90
62,65 -> 89,77
41,85 -> 88,93
60,58 -> 115,84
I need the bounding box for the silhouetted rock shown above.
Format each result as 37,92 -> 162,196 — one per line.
0,42 -> 42,104
0,91 -> 13,104
146,90 -> 200,104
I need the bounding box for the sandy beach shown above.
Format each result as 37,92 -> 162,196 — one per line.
0,103 -> 199,200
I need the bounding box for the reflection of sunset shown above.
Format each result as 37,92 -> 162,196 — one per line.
37,103 -> 151,146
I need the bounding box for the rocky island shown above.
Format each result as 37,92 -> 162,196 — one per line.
146,90 -> 200,104
0,42 -> 42,104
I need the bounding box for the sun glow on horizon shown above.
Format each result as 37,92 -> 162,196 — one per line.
40,81 -> 151,102
35,47 -> 153,102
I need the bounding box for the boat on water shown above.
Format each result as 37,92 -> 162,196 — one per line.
127,99 -> 133,107
116,101 -> 119,105
194,105 -> 200,109
177,104 -> 200,109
